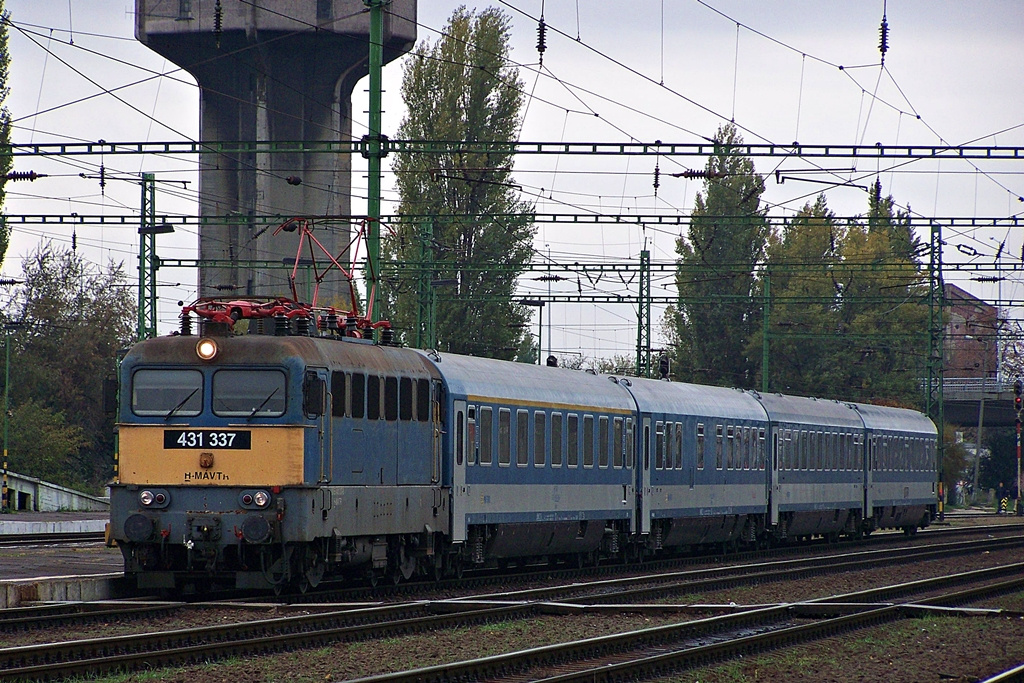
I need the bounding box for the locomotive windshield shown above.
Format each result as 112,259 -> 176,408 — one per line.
212,370 -> 287,417
132,369 -> 203,417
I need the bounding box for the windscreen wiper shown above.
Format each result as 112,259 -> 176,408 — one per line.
164,387 -> 200,420
247,387 -> 280,420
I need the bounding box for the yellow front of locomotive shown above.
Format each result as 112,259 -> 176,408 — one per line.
109,333 -> 323,591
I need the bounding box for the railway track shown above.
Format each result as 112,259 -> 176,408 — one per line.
1,533 -> 1022,682
345,564 -> 1024,683
463,533 -> 1024,605
2,523 -> 1021,633
278,520 -> 1024,605
0,532 -> 105,547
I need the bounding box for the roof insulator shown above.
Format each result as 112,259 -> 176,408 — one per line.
214,0 -> 223,48
878,13 -> 889,65
536,16 -> 547,65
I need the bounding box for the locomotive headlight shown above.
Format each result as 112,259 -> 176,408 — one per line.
195,337 -> 219,361
139,490 -> 155,506
252,490 -> 270,508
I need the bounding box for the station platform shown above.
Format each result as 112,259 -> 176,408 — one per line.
0,511 -> 127,608
0,510 -> 109,535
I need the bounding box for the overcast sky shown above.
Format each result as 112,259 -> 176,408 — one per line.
4,1 -> 1023,358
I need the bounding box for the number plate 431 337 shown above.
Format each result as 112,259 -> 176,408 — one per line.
164,429 -> 252,450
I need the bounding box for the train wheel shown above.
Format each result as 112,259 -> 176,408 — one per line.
429,557 -> 443,583
366,569 -> 380,588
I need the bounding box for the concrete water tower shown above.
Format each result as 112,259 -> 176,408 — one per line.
135,0 -> 416,305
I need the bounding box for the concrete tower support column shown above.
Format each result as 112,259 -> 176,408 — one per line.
136,0 -> 416,306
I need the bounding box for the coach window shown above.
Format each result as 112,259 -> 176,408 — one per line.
479,407 -> 493,465
366,375 -> 381,420
674,423 -> 683,470
498,408 -> 511,466
655,422 -> 665,470
726,426 -> 736,469
696,423 -> 705,470
742,427 -> 749,469
212,369 -> 286,417
331,371 -> 346,417
534,412 -> 546,467
598,416 -> 610,468
669,423 -> 678,469
664,423 -> 672,470
715,424 -> 724,470
583,415 -> 595,468
467,407 -> 477,466
516,410 -> 529,467
613,417 -> 624,468
567,414 -> 579,467
758,428 -> 766,469
132,369 -> 203,417
551,413 -> 563,467
626,418 -> 635,469
384,377 -> 399,421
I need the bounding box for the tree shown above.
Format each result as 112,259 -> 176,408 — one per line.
384,6 -> 535,359
0,1 -> 13,266
3,243 -> 136,490
829,183 -> 927,403
6,400 -> 87,490
735,183 -> 929,406
668,123 -> 767,387
748,194 -> 845,395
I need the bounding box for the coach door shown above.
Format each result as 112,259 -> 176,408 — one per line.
769,426 -> 780,525
864,432 -> 875,518
640,417 -> 652,535
452,399 -> 469,542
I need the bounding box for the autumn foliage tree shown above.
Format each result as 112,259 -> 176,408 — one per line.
3,243 -> 135,491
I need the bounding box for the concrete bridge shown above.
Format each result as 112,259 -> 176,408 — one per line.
943,378 -> 1021,428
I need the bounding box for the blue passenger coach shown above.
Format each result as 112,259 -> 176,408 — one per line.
429,353 -> 637,567
618,377 -> 770,551
855,402 -> 938,533
755,394 -> 867,542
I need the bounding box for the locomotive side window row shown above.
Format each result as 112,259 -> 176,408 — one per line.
331,372 -> 431,423
467,405 -> 634,469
